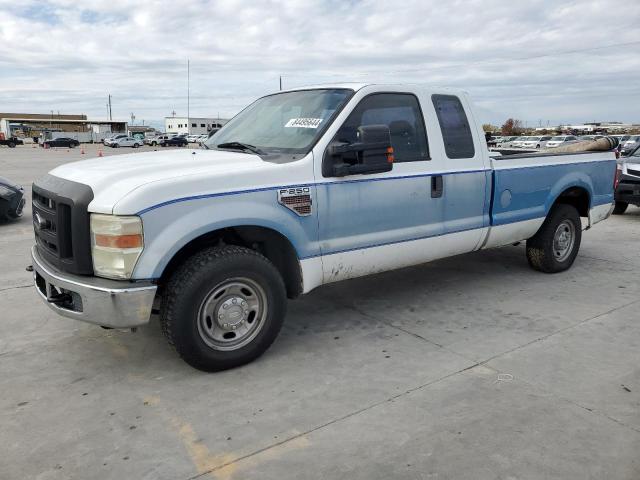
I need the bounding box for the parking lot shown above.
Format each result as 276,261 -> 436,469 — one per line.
1,144 -> 639,479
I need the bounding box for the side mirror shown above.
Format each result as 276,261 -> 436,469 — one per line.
323,124 -> 394,177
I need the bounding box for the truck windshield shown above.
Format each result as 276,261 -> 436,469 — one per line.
204,89 -> 353,160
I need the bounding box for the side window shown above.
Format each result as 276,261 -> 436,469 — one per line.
432,94 -> 475,159
333,93 -> 429,162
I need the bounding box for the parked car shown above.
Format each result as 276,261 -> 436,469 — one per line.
509,136 -> 531,148
146,134 -> 176,146
186,134 -> 201,143
42,137 -> 80,148
613,145 -> 640,214
111,136 -> 143,148
103,134 -> 127,146
544,135 -> 580,148
161,136 -> 188,147
196,134 -> 208,144
495,136 -> 519,147
0,135 -> 24,148
29,83 -> 617,371
520,136 -> 553,149
0,176 -> 25,221
620,135 -> 640,155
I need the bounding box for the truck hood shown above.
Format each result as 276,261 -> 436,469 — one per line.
48,149 -> 308,215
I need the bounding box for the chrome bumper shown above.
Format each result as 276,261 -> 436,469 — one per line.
31,246 -> 157,328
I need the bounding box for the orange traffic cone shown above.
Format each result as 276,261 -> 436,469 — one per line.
80,147 -> 85,154
98,149 -> 103,157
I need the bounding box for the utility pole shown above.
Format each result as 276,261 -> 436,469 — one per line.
187,59 -> 190,133
279,75 -> 282,91
107,94 -> 112,122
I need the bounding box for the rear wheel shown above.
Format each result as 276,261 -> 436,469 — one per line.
613,201 -> 628,215
7,141 -> 16,148
160,246 -> 287,371
526,204 -> 581,273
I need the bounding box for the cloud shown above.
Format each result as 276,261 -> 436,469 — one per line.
0,0 -> 638,127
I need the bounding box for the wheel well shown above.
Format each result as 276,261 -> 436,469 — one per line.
553,187 -> 590,217
160,226 -> 303,299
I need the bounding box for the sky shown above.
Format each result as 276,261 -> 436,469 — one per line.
0,0 -> 639,129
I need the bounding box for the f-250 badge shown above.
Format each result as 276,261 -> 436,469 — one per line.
277,187 -> 312,217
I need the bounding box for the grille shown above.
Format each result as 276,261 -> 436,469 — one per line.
627,168 -> 640,178
33,190 -> 73,259
32,175 -> 94,275
280,194 -> 312,216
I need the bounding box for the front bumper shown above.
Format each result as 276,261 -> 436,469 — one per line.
615,179 -> 640,206
31,246 -> 157,328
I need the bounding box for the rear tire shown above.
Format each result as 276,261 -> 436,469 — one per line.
160,246 -> 287,372
526,204 -> 581,273
612,201 -> 628,215
7,141 -> 16,148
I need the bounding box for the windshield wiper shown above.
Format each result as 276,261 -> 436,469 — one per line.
216,142 -> 264,155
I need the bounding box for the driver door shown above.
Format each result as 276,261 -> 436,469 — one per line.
315,92 -> 445,283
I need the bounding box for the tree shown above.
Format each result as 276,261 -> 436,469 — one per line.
482,123 -> 498,133
501,118 -> 524,135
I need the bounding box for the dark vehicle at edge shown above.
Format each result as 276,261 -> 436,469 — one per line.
42,137 -> 80,148
614,145 -> 640,215
0,136 -> 24,148
160,136 -> 188,147
0,176 -> 26,221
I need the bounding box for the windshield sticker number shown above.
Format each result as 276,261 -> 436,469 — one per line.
285,118 -> 323,129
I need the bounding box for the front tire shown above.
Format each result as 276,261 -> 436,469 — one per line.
612,201 -> 628,215
526,204 -> 581,273
160,246 -> 287,372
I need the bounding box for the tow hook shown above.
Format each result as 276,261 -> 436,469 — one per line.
47,292 -> 72,305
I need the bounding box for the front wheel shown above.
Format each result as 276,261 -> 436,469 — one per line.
526,204 -> 582,273
160,246 -> 287,372
612,201 -> 628,215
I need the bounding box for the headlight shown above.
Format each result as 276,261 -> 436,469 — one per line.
90,214 -> 144,279
0,185 -> 15,198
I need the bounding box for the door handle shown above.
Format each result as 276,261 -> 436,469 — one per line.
431,175 -> 443,198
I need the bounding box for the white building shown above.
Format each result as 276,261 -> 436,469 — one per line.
164,117 -> 228,135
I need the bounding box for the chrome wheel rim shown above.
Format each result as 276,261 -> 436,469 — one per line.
197,277 -> 267,351
553,220 -> 575,262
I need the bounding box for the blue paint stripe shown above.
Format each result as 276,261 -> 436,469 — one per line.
136,169 -> 489,215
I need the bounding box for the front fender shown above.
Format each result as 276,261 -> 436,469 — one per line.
132,189 -> 320,279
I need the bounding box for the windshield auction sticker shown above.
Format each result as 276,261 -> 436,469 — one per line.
285,118 -> 323,129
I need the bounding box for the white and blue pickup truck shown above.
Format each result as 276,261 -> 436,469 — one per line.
30,84 -> 617,371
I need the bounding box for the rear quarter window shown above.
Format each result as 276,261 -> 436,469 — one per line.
431,94 -> 475,159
